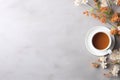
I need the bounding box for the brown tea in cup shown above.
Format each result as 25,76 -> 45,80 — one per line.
92,32 -> 110,50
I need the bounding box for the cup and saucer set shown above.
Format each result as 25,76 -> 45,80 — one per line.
85,26 -> 115,56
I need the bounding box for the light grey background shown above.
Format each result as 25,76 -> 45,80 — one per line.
0,0 -> 119,80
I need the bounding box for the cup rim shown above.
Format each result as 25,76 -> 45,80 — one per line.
91,31 -> 112,51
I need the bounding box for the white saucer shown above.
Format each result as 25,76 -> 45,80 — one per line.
85,26 -> 115,56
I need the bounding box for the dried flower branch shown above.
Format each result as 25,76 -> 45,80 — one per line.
80,0 -> 120,27
90,49 -> 120,78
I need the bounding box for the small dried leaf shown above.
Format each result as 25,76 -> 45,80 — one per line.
91,63 -> 100,68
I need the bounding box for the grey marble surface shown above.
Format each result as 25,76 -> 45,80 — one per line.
0,0 -> 119,80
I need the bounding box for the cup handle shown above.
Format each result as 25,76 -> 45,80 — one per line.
107,49 -> 112,54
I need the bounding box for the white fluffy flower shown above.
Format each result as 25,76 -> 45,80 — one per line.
74,0 -> 88,6
99,56 -> 107,62
101,0 -> 108,7
110,53 -> 120,61
81,0 -> 88,4
111,65 -> 120,76
117,26 -> 120,30
115,0 -> 118,5
101,62 -> 107,69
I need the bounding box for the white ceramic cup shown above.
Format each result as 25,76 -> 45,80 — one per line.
90,31 -> 112,55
